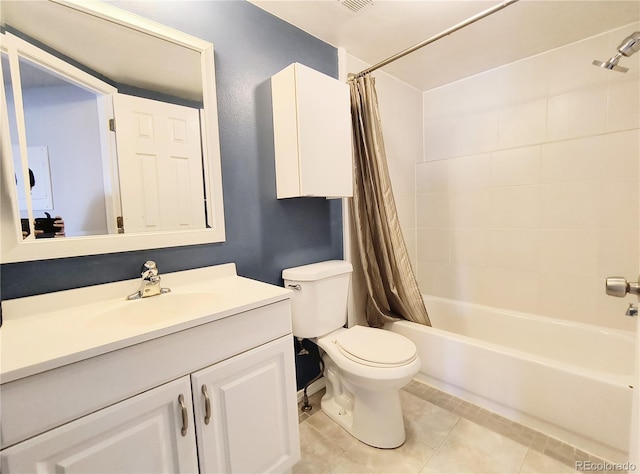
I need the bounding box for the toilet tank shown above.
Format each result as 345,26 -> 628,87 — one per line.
282,260 -> 353,339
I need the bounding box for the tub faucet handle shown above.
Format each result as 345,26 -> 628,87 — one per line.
626,304 -> 638,317
605,276 -> 640,297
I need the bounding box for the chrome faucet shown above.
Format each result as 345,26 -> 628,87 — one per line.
127,261 -> 171,300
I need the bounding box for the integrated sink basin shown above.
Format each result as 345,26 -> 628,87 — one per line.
89,291 -> 226,327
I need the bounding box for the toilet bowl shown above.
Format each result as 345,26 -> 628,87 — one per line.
317,326 -> 420,448
282,260 -> 421,449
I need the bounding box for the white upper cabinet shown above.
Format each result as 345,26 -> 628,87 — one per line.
271,63 -> 353,199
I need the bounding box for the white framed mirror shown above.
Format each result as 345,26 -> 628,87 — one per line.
0,0 -> 225,263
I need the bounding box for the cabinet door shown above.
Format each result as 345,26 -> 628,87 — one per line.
295,63 -> 352,198
192,336 -> 300,473
1,377 -> 198,474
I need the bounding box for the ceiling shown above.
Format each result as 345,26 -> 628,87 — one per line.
2,0 -> 203,101
249,0 -> 640,91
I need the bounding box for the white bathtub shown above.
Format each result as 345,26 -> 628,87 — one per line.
386,295 -> 636,462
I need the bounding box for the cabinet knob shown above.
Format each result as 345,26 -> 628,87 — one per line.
178,393 -> 188,436
202,385 -> 212,425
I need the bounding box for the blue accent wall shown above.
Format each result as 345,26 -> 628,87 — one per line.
1,0 -> 343,301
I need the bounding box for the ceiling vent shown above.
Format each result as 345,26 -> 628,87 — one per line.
338,0 -> 373,14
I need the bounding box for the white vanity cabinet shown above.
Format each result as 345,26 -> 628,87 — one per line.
0,265 -> 300,474
2,335 -> 298,474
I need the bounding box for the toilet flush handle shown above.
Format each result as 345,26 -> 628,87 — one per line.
288,284 -> 301,290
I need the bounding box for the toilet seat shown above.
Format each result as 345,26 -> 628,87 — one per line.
333,325 -> 417,368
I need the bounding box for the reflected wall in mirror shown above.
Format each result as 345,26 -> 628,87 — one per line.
0,0 -> 225,263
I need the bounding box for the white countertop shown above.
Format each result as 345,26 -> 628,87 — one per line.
0,264 -> 292,383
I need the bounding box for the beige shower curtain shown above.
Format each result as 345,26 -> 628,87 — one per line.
349,73 -> 431,328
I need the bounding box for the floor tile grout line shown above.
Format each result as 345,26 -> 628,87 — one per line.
516,447 -> 530,474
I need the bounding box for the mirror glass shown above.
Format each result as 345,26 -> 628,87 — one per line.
6,52 -> 111,238
0,0 -> 225,263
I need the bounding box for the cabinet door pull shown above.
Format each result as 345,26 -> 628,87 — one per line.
202,384 -> 212,425
178,393 -> 188,436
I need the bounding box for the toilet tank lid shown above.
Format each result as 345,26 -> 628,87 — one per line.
282,260 -> 353,281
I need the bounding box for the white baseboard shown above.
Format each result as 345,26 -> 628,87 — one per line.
297,378 -> 326,403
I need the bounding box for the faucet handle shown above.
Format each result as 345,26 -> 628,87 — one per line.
141,260 -> 157,272
141,261 -> 160,281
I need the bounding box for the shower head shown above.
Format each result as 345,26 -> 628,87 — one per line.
617,31 -> 640,56
593,31 -> 640,73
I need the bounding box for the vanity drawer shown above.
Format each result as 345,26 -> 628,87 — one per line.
0,300 -> 292,450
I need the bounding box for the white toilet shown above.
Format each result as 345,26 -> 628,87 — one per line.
282,260 -> 420,449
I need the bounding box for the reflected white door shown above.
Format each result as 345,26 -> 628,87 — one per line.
113,94 -> 205,233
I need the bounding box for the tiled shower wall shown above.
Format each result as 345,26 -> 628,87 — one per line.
417,23 -> 640,331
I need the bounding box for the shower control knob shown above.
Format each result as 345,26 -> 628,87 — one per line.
606,277 -> 629,297
605,276 -> 640,297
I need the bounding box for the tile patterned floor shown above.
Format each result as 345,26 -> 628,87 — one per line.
294,380 -> 618,474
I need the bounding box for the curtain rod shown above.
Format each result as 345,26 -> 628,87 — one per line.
352,0 -> 519,79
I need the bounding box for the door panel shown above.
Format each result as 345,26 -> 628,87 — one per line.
632,328 -> 639,464
1,377 -> 198,474
113,94 -> 205,233
191,336 -> 300,474
633,289 -> 640,464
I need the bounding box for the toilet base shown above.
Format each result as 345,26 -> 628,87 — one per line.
320,356 -> 406,449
